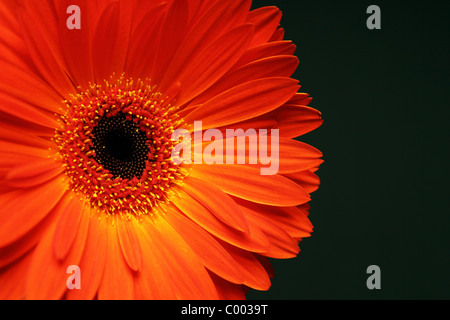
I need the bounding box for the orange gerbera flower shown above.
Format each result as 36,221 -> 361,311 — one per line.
0,0 -> 323,300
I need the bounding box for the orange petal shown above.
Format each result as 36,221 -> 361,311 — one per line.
183,177 -> 250,233
0,91 -> 59,128
144,214 -> 219,299
159,0 -> 251,98
0,120 -> 53,149
65,208 -> 108,300
92,2 -> 122,82
0,176 -> 67,247
133,217 -> 178,299
288,92 -> 313,105
273,105 -> 323,138
235,198 -> 313,238
270,27 -> 285,41
56,0 -> 95,88
146,0 -> 189,86
219,241 -> 271,291
171,186 -> 270,253
277,138 -> 324,174
284,170 -> 321,194
236,40 -> 296,67
0,252 -> 32,300
17,4 -> 76,98
0,140 -> 54,158
5,157 -> 64,189
0,111 -> 54,139
185,55 -> 299,109
98,216 -> 135,300
191,164 -> 310,207
117,217 -> 142,272
210,273 -> 246,300
184,77 -> 299,130
53,196 -> 85,260
124,2 -> 167,79
240,205 -> 300,259
163,205 -> 244,285
0,62 -> 63,115
0,196 -> 60,268
168,24 -> 255,107
132,214 -> 220,299
246,6 -> 282,47
25,198 -> 90,299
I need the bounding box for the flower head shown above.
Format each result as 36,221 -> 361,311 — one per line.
0,0 -> 323,299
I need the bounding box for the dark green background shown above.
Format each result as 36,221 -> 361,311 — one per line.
247,0 -> 450,299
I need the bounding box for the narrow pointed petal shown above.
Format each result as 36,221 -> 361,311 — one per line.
98,216 -> 135,300
184,77 -> 299,130
65,208 -> 108,300
25,198 -> 89,299
191,165 -> 310,207
183,177 -> 250,233
164,206 -> 244,285
53,196 -> 85,260
117,218 -> 142,272
0,176 -> 66,247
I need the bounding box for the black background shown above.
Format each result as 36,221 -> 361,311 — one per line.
247,0 -> 450,299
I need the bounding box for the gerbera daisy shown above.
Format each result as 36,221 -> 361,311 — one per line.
0,0 -> 323,300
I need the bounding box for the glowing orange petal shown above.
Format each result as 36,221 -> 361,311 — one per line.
17,4 -> 76,98
117,218 -> 142,272
171,186 -> 270,253
236,40 -> 297,67
149,0 -> 189,86
65,209 -> 108,300
25,199 -> 89,299
0,112 -> 53,139
219,241 -> 271,291
164,205 -> 244,285
284,170 -> 321,194
0,140 -> 54,158
183,177 -> 250,233
124,3 -> 166,79
141,214 -> 220,299
246,6 -> 282,47
168,24 -> 255,106
234,198 -> 314,240
160,0 -> 251,97
53,196 -> 85,260
0,120 -> 53,148
278,138 -> 324,174
0,91 -> 59,129
133,218 -> 178,299
184,77 -> 299,130
5,157 -> 64,189
98,216 -> 135,300
241,206 -> 300,259
185,55 -> 299,109
191,164 -> 310,207
274,105 -> 323,138
0,199 -> 59,269
270,27 -> 285,41
56,0 -> 95,88
0,176 -> 66,247
210,273 -> 246,300
0,62 -> 63,115
0,253 -> 32,300
92,2 -> 123,82
288,92 -> 313,105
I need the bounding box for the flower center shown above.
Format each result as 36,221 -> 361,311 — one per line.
92,112 -> 150,180
54,74 -> 186,217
